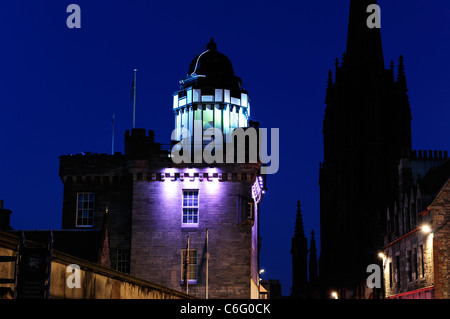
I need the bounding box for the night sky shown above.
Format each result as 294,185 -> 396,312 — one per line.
1,1 -> 449,296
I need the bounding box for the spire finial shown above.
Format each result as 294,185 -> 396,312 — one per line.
398,55 -> 405,76
207,37 -> 217,51
294,200 -> 305,239
325,70 -> 333,104
327,70 -> 333,87
309,229 -> 318,283
397,55 -> 408,92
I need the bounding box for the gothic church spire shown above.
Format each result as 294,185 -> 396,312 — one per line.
345,0 -> 384,72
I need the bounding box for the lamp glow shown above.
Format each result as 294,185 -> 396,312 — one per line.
331,291 -> 338,299
421,225 -> 431,233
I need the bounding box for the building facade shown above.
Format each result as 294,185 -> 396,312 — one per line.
382,152 -> 449,299
59,39 -> 266,299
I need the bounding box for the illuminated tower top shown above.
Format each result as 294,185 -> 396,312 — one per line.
172,38 -> 251,141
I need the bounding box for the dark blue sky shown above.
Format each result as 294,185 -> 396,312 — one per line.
0,1 -> 449,296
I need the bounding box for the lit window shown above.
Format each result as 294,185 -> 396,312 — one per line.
117,248 -> 130,274
76,193 -> 94,227
182,190 -> 199,226
407,250 -> 412,282
395,255 -> 401,287
413,248 -> 418,281
389,262 -> 393,288
181,249 -> 198,283
247,201 -> 254,220
419,244 -> 425,278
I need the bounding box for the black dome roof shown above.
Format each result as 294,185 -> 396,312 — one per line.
181,38 -> 242,90
188,38 -> 235,78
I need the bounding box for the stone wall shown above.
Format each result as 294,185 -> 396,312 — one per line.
130,168 -> 257,299
0,231 -> 193,299
50,252 -> 191,299
431,179 -> 450,299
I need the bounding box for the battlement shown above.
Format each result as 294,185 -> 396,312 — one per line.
411,150 -> 448,160
124,128 -> 170,159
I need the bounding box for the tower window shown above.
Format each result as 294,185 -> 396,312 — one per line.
76,193 -> 94,227
117,248 -> 130,274
247,201 -> 254,220
413,248 -> 418,281
395,255 -> 401,288
419,244 -> 425,278
181,249 -> 198,283
407,250 -> 412,282
182,190 -> 199,226
389,262 -> 393,288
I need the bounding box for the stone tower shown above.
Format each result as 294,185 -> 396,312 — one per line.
59,38 -> 266,299
319,0 -> 412,298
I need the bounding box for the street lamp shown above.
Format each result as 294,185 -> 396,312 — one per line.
421,225 -> 431,233
258,269 -> 265,299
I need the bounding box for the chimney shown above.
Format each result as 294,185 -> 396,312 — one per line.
0,200 -> 13,230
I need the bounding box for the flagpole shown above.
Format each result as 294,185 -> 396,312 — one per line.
206,228 -> 209,299
111,113 -> 115,155
186,235 -> 190,294
132,69 -> 137,129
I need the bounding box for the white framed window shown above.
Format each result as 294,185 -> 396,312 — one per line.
76,193 -> 94,227
181,249 -> 198,283
117,248 -> 130,274
182,190 -> 199,226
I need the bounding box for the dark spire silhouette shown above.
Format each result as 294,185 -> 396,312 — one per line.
325,70 -> 334,106
291,200 -> 308,298
397,55 -> 408,92
97,206 -> 111,268
293,200 -> 306,240
345,0 -> 384,72
309,230 -> 318,283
